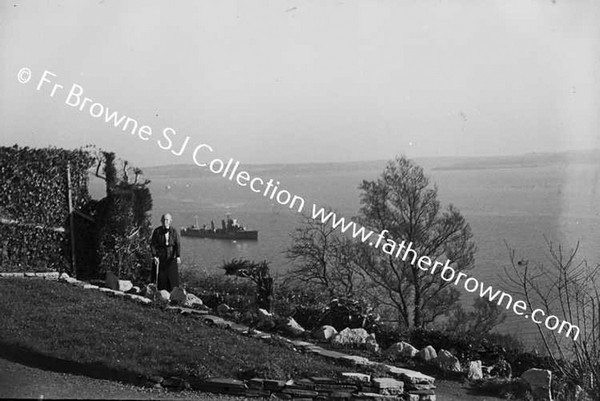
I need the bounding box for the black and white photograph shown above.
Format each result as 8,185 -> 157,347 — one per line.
1,1 -> 599,400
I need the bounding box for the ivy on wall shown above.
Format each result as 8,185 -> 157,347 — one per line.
0,145 -> 153,282
0,145 -> 94,272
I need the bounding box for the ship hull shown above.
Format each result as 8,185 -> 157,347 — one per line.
181,228 -> 258,240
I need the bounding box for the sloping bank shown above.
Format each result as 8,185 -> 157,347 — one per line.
0,275 -> 439,400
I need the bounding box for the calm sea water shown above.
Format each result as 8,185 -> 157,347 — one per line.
94,156 -> 600,347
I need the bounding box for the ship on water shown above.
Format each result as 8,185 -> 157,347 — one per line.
180,213 -> 258,240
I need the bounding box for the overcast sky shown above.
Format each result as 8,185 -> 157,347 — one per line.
1,0 -> 599,166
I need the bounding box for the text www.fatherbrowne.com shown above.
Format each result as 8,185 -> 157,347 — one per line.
22,68 -> 580,341
310,205 -> 580,341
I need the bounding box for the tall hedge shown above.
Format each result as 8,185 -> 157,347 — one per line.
0,145 -> 94,272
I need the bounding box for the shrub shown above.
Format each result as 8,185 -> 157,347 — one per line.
471,378 -> 532,399
272,280 -> 330,329
0,145 -> 93,273
372,322 -> 404,350
318,298 -> 380,332
181,268 -> 255,310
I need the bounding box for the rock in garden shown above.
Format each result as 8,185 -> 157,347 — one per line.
418,345 -> 437,362
373,377 -> 404,395
437,349 -> 461,372
169,286 -> 187,305
159,290 -> 170,302
143,284 -> 157,299
129,286 -> 141,294
386,341 -> 418,359
312,325 -> 338,341
148,375 -> 164,384
184,292 -> 203,307
118,280 -> 133,293
104,271 -> 119,290
366,333 -> 380,353
216,303 -> 232,315
331,328 -> 369,348
256,308 -> 276,330
468,360 -> 483,380
162,376 -> 191,390
283,317 -> 305,337
521,368 -> 552,401
59,272 -> 70,281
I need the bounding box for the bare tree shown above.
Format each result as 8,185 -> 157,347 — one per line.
504,239 -> 600,399
357,156 -> 476,328
286,213 -> 369,298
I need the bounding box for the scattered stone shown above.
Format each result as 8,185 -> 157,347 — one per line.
373,377 -> 404,395
169,286 -> 187,305
130,295 -> 152,305
118,280 -> 133,292
263,379 -> 286,391
341,355 -> 374,366
418,345 -> 437,362
406,383 -> 437,391
201,377 -> 247,394
24,272 -> 35,277
216,303 -> 232,315
331,328 -> 369,348
354,392 -> 404,400
59,272 -> 70,281
148,375 -> 164,384
437,349 -> 461,372
143,284 -> 157,299
310,377 -> 337,384
129,286 -> 141,294
184,292 -> 203,308
384,365 -> 435,386
408,389 -> 436,395
341,372 -> 371,384
366,333 -> 380,353
271,392 -> 293,399
203,315 -> 231,329
468,360 -> 483,380
521,368 -> 552,401
83,284 -> 99,290
256,308 -> 276,330
386,341 -> 419,360
162,376 -> 190,390
281,388 -> 319,397
312,325 -> 338,341
104,271 -> 119,290
246,378 -> 264,389
159,290 -> 170,302
282,317 -> 305,337
61,275 -> 78,284
35,272 -> 59,280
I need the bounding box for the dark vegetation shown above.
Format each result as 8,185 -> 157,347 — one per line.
0,145 -> 152,284
0,145 -> 93,272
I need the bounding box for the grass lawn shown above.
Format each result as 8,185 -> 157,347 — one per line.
0,278 -> 353,388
